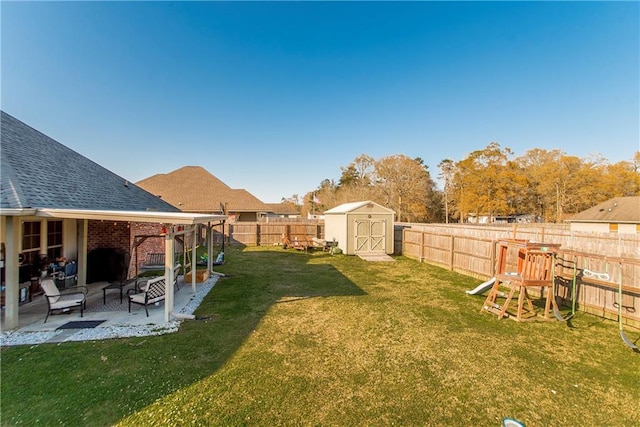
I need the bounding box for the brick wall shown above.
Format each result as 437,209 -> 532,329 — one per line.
87,220 -> 132,281
88,220 -> 130,253
130,222 -> 165,277
87,221 -> 196,279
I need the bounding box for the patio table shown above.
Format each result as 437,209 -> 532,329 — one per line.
102,279 -> 137,304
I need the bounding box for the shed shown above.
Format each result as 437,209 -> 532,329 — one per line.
324,201 -> 395,255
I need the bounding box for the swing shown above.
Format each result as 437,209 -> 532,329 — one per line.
553,256 -> 577,322
614,266 -> 638,351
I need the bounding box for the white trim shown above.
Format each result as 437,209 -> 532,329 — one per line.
0,208 -> 37,216
27,208 -> 226,224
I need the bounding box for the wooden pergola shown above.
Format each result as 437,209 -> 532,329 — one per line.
1,208 -> 226,329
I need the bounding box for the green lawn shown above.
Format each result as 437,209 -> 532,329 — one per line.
1,246 -> 638,426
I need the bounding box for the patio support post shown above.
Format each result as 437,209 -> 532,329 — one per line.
164,228 -> 175,323
4,216 -> 20,329
191,226 -> 197,292
77,219 -> 88,286
207,223 -> 213,274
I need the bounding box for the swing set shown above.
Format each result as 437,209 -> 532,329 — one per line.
552,253 -> 638,351
479,240 -> 639,351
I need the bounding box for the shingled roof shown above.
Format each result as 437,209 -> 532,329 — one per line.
136,166 -> 269,213
265,202 -> 300,215
568,196 -> 640,223
0,111 -> 178,212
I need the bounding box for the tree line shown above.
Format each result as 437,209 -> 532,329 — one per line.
291,143 -> 640,223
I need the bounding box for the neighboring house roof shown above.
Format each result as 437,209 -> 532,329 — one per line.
0,111 -> 178,212
568,197 -> 640,223
136,166 -> 269,213
265,202 -> 300,215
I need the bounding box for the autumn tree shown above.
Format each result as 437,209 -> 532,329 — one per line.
302,149 -> 639,224
453,142 -> 515,222
438,159 -> 456,223
516,149 -> 565,221
373,154 -> 438,222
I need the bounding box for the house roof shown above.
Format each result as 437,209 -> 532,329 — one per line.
324,200 -> 395,215
265,202 -> 300,215
568,196 -> 640,223
0,111 -> 178,212
136,166 -> 269,213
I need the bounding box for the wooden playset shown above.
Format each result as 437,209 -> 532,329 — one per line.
481,239 -> 561,321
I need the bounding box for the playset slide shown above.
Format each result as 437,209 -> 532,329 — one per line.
465,277 -> 496,295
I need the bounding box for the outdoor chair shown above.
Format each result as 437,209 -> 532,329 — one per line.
127,276 -> 166,317
40,278 -> 88,323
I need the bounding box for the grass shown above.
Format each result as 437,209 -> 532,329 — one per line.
1,246 -> 639,426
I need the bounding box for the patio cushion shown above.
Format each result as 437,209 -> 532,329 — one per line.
48,292 -> 85,309
129,292 -> 164,305
40,278 -> 86,323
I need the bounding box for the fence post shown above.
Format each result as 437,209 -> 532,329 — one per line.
449,235 -> 455,271
420,231 -> 425,262
490,240 -> 496,277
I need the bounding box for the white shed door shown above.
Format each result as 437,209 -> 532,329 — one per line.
354,219 -> 386,253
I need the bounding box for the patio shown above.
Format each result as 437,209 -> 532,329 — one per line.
0,274 -> 219,346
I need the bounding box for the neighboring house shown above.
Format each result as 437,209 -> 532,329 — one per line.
263,202 -> 301,219
567,196 -> 640,234
467,213 -> 538,224
494,214 -> 539,224
0,111 -> 225,328
136,166 -> 270,222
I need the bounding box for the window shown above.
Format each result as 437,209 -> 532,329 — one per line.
21,220 -> 64,263
22,221 -> 41,264
47,220 -> 63,260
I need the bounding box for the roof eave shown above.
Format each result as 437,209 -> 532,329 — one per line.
0,208 -> 38,216
35,208 -> 227,225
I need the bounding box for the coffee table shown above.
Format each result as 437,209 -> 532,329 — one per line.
102,279 -> 136,304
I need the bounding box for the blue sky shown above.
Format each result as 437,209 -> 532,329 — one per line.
2,1 -> 638,203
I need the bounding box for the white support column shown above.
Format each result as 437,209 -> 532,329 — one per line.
77,219 -> 88,286
39,219 -> 47,260
191,226 -> 197,292
207,223 -> 213,274
164,229 -> 175,323
3,216 -> 21,330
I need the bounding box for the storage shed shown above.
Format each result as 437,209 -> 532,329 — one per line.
324,201 -> 395,255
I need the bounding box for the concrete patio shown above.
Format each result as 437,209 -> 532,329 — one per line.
0,274 -> 219,346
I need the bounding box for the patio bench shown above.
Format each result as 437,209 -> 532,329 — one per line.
140,253 -> 165,271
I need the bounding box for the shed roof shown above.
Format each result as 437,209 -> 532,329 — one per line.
324,200 -> 394,214
136,166 -> 269,213
568,196 -> 640,223
0,111 -> 178,213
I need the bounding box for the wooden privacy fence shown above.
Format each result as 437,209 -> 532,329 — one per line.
210,222 -> 324,247
402,226 -> 640,327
